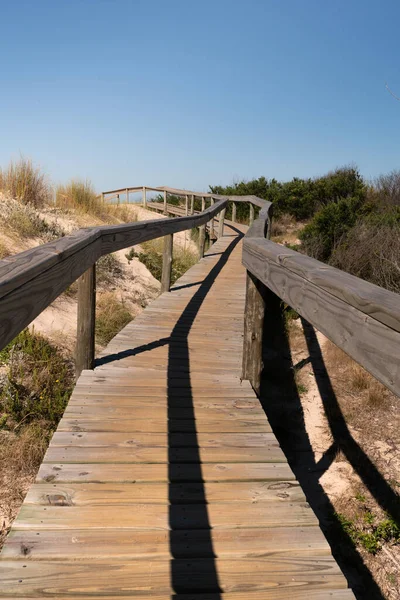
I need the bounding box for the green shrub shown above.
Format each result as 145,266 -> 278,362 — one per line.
299,196 -> 368,261
210,166 -> 366,221
133,239 -> 197,285
0,157 -> 51,208
0,329 -> 74,428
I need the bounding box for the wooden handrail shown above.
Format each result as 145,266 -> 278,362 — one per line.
0,197 -> 230,359
241,201 -> 400,398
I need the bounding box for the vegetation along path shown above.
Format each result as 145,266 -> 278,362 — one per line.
0,221 -> 354,598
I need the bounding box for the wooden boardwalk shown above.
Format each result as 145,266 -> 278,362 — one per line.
0,223 -> 354,598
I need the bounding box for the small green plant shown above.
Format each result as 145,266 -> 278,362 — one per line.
0,328 -> 74,428
355,492 -> 366,502
133,240 -> 197,286
336,511 -> 400,555
125,248 -> 135,263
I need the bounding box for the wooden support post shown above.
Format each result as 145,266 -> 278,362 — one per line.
101,192 -> 105,204
142,186 -> 147,208
161,234 -> 173,292
117,194 -> 120,206
232,202 -> 236,223
218,208 -> 226,238
201,196 -> 205,212
76,264 -> 96,380
249,203 -> 254,226
185,195 -> 189,216
126,188 -> 129,204
163,190 -> 167,215
190,195 -> 195,215
209,199 -> 215,240
198,224 -> 206,259
242,271 -> 266,394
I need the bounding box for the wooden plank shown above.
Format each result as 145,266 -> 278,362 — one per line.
57,417 -> 273,433
36,462 -> 295,483
50,431 -> 277,447
0,592 -> 356,600
13,501 -> 318,530
0,558 -> 348,595
2,526 -> 327,560
23,480 -> 306,506
43,445 -> 287,464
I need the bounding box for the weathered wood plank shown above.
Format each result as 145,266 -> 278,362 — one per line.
23,480 -> 305,505
36,462 -> 296,483
0,558 -> 348,595
2,525 -> 326,560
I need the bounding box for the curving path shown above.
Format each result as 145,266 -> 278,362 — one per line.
0,222 -> 354,598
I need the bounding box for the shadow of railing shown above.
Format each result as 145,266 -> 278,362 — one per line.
259,299 -> 385,600
301,319 -> 400,526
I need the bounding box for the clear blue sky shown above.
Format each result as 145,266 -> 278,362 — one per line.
2,0 -> 400,192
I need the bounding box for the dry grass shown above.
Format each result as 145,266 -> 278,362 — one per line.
95,292 -> 133,346
106,203 -> 138,223
271,213 -> 296,237
324,342 -> 390,413
0,158 -> 51,208
0,241 -> 10,259
56,180 -> 103,217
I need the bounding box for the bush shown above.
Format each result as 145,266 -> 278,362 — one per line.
0,329 -> 74,428
0,158 -> 51,208
330,219 -> 400,294
299,196 -> 369,261
95,292 -> 132,345
210,166 -> 366,221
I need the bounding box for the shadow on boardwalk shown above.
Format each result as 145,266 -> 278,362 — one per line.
259,299 -> 387,600
167,227 -> 242,594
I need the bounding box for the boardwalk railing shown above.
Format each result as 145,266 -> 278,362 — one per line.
0,183 -> 399,398
241,201 -> 400,398
0,188 -> 262,379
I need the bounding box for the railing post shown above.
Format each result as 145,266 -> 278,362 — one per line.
232,202 -> 236,223
198,221 -> 206,259
242,271 -> 266,394
218,207 -> 226,238
190,194 -> 195,215
163,190 -> 167,215
249,203 -> 254,226
201,196 -> 205,212
161,234 -> 173,292
185,195 -> 189,216
142,186 -> 147,208
209,198 -> 215,240
126,188 -> 129,203
117,194 -> 120,205
101,192 -> 105,204
76,264 -> 96,380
